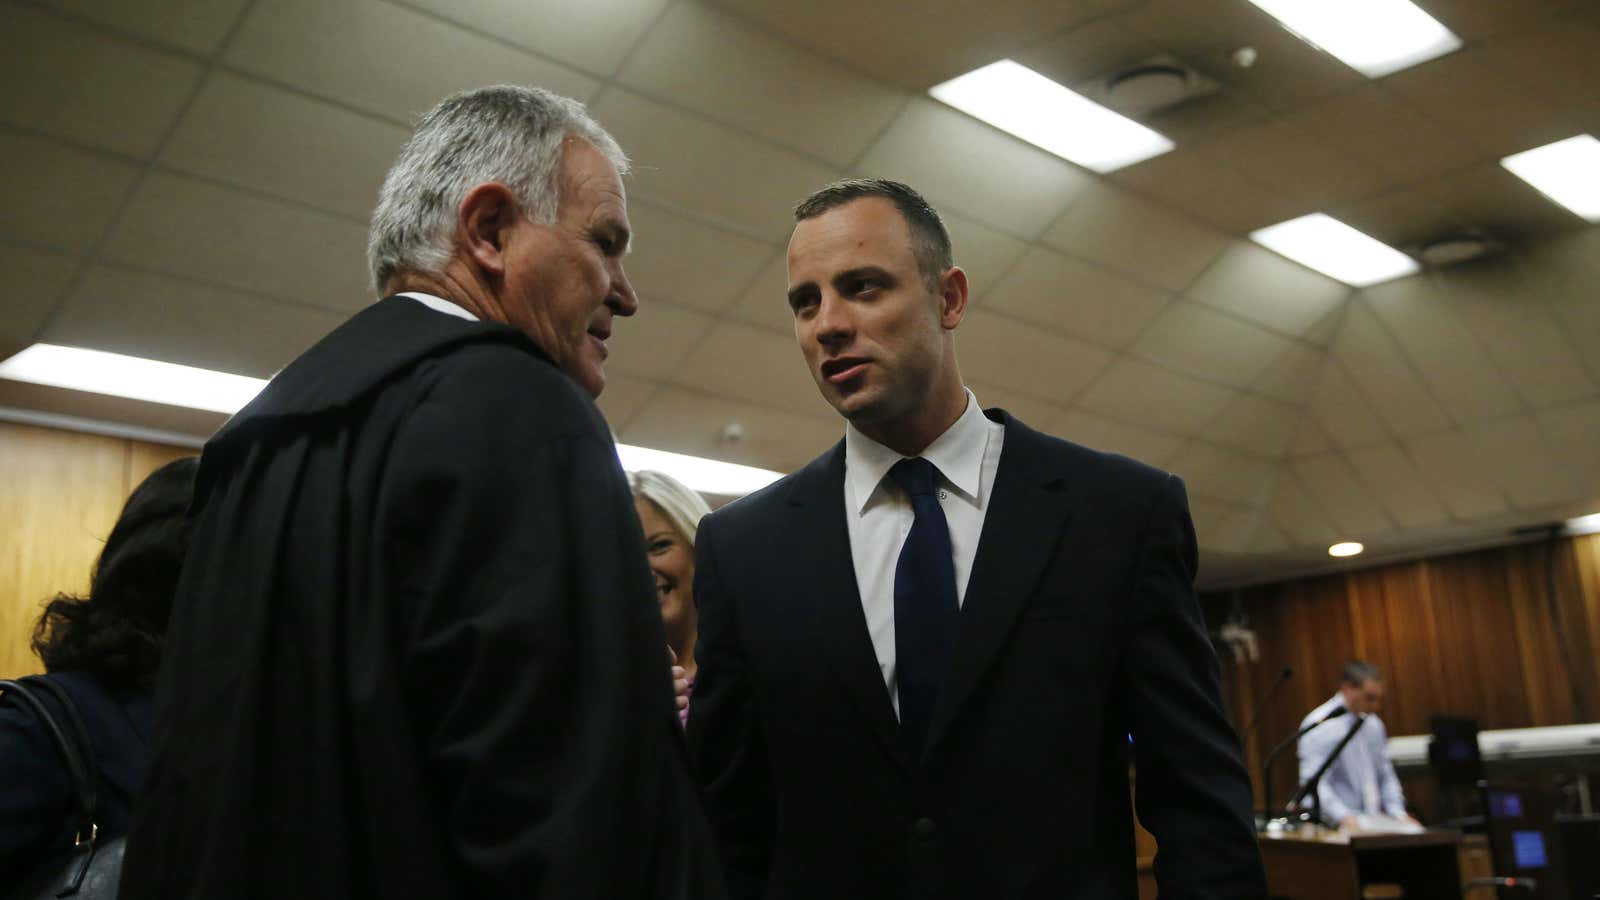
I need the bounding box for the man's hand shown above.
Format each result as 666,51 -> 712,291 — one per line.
1340,815 -> 1362,832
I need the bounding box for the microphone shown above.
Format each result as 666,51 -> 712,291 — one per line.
1259,703 -> 1351,825
1240,666 -> 1293,740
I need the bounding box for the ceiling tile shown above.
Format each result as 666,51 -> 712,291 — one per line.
160,71 -> 408,220
102,172 -> 372,311
1536,400 -> 1600,501
1446,263 -> 1600,409
1464,416 -> 1573,509
966,382 -> 1061,432
623,201 -> 773,314
1186,242 -> 1352,338
1111,149 -> 1306,234
1040,180 -> 1231,293
605,298 -> 713,381
619,385 -> 841,474
944,213 -> 1029,303
671,320 -> 832,418
593,372 -> 658,433
618,1 -> 907,168
1048,408 -> 1187,467
1247,521 -> 1292,554
1307,362 -> 1390,450
1290,417 -> 1334,456
1,3 -> 203,157
1523,231 -> 1600,382
1328,186 -> 1466,251
1292,454 -> 1394,536
1403,429 -> 1512,520
1361,273 -> 1524,423
726,250 -> 792,337
854,99 -> 1093,239
1168,442 -> 1276,507
0,132 -> 140,253
1201,392 -> 1300,457
1420,0 -> 1582,42
1477,13 -> 1600,109
1417,162 -> 1592,240
1011,15 -> 1159,88
593,88 -> 841,242
1344,443 -> 1451,529
0,246 -> 80,344
225,0 -> 598,124
41,0 -> 250,55
715,0 -> 1140,91
1188,495 -> 1259,554
397,0 -> 669,77
1383,48 -> 1570,160
1130,300 -> 1295,388
43,264 -> 343,377
1190,117 -> 1401,209
1249,341 -> 1327,405
955,311 -> 1115,406
984,247 -> 1172,350
1280,85 -> 1482,188
1075,355 -> 1237,434
1269,473 -> 1342,547
1330,300 -> 1453,437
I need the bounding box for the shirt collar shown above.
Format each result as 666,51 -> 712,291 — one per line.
399,291 -> 479,322
844,388 -> 989,515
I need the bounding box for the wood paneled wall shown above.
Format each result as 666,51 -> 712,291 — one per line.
1205,532 -> 1600,815
0,421 -> 193,679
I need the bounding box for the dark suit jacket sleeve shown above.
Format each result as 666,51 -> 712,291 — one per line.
379,352 -> 695,898
1119,475 -> 1267,899
687,512 -> 774,900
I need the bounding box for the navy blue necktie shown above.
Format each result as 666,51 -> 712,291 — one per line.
888,457 -> 959,755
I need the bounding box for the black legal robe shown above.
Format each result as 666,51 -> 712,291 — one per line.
120,297 -> 725,899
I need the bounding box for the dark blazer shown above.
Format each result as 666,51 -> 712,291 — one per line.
689,410 -> 1265,900
120,298 -> 724,900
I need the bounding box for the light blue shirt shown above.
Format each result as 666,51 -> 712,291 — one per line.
1295,693 -> 1407,822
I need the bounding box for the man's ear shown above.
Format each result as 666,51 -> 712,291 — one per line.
457,182 -> 521,278
938,266 -> 970,330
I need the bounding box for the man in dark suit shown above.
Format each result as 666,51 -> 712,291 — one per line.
119,86 -> 724,899
688,179 -> 1265,900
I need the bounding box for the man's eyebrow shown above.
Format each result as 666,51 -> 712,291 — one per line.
832,265 -> 892,284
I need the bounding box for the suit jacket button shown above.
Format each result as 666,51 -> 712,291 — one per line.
913,817 -> 936,839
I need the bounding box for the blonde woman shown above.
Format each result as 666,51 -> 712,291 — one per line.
628,470 -> 711,727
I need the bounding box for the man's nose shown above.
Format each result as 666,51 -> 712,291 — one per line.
608,265 -> 638,317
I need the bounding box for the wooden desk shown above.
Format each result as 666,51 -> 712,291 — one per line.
1259,828 -> 1463,900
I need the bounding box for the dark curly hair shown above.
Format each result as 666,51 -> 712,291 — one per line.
31,456 -> 199,692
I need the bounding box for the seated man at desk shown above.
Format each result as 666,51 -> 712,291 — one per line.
1298,661 -> 1422,831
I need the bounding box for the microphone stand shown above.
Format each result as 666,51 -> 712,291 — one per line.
1259,709 -> 1347,824
1291,715 -> 1369,829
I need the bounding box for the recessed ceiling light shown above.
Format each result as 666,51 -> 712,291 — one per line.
1500,135 -> 1600,223
1244,0 -> 1462,78
0,343 -> 268,413
928,59 -> 1174,173
1565,513 -> 1600,537
0,343 -> 785,497
1328,541 -> 1365,558
1250,213 -> 1419,287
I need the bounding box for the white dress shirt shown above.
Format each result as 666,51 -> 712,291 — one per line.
399,291 -> 478,322
843,389 -> 1004,716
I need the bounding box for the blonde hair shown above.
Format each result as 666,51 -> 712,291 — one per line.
627,470 -> 712,547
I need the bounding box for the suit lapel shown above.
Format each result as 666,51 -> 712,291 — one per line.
785,443 -> 910,772
925,412 -> 1075,756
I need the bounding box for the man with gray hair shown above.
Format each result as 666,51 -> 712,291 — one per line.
120,85 -> 725,899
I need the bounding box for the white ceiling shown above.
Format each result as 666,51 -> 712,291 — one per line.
2,0 -> 1597,587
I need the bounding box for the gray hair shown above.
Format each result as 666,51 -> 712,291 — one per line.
628,469 -> 712,548
1341,660 -> 1383,686
367,85 -> 628,296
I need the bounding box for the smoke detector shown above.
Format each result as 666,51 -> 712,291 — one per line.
1085,54 -> 1219,116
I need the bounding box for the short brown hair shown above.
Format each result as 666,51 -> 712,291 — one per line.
794,178 -> 953,290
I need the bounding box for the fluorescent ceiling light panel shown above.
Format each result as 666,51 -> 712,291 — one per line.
0,343 -> 268,413
616,443 -> 781,497
1328,541 -> 1365,558
1565,513 -> 1600,537
928,59 -> 1174,173
1250,213 -> 1418,287
1500,135 -> 1600,223
1245,0 -> 1462,78
0,343 -> 784,498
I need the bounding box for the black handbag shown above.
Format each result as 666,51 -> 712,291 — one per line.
0,677 -> 125,899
